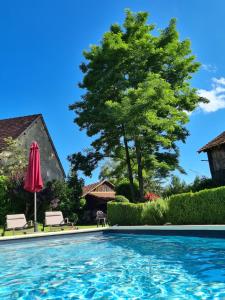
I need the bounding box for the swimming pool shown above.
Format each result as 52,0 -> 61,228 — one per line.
0,232 -> 225,299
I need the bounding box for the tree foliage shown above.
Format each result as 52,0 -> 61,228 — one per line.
45,171 -> 84,219
163,175 -> 222,197
0,176 -> 9,224
0,137 -> 27,180
163,175 -> 189,197
70,10 -> 206,201
115,179 -> 139,202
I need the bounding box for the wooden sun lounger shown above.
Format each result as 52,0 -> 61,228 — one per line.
42,211 -> 74,231
2,214 -> 33,236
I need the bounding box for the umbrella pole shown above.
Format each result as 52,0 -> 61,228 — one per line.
34,192 -> 38,232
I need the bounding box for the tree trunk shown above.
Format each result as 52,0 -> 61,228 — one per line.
135,139 -> 144,201
122,125 -> 136,202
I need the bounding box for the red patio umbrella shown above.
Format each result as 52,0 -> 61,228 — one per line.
24,141 -> 43,232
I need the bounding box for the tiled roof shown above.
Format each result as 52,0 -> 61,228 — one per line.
82,180 -> 115,197
198,131 -> 225,153
0,114 -> 41,151
82,181 -> 102,197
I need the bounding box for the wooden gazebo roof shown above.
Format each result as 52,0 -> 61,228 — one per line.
198,131 -> 225,153
82,180 -> 115,199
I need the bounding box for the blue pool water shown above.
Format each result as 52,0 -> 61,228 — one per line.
0,233 -> 225,299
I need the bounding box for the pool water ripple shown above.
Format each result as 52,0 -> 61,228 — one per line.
0,233 -> 225,299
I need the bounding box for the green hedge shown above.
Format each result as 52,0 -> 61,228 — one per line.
114,195 -> 129,203
0,176 -> 9,225
107,202 -> 144,225
167,186 -> 225,224
107,199 -> 167,225
142,200 -> 168,225
108,186 -> 225,226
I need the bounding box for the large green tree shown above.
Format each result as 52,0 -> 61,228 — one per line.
70,10 -> 206,201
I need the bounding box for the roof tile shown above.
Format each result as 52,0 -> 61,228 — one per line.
0,114 -> 41,151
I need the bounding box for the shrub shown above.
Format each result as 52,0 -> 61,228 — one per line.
0,176 -> 9,225
144,192 -> 160,202
114,195 -> 129,203
79,198 -> 86,209
107,202 -> 144,225
6,177 -> 34,221
45,178 -> 83,221
142,199 -> 168,225
115,180 -> 139,202
189,176 -> 221,192
0,176 -> 8,199
71,212 -> 78,224
167,186 -> 225,224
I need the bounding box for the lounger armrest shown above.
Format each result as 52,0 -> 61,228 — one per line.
63,218 -> 74,227
23,220 -> 33,229
27,220 -> 33,227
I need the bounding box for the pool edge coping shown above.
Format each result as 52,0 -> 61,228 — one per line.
2,225 -> 225,242
0,227 -> 108,242
106,225 -> 225,231
105,225 -> 225,238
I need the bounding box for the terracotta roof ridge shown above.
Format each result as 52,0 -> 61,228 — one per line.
0,114 -> 42,122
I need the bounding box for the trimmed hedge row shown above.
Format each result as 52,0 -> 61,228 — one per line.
107,199 -> 167,226
142,200 -> 168,225
108,186 -> 225,225
114,195 -> 129,203
168,186 -> 225,224
107,202 -> 144,225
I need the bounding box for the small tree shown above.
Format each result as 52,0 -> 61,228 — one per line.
45,172 -> 84,221
163,175 -> 189,197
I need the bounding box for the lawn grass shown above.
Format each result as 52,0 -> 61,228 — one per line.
0,224 -> 100,237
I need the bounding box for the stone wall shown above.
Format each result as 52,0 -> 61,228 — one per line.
19,117 -> 65,183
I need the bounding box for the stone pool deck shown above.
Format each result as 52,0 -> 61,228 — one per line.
2,225 -> 225,242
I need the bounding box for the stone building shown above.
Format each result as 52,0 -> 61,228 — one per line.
0,114 -> 65,183
198,131 -> 225,184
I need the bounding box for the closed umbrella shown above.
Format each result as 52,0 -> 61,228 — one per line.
24,141 -> 43,232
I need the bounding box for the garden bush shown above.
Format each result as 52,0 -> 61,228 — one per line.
167,186 -> 225,224
0,176 -> 9,225
107,202 -> 144,225
114,195 -> 129,203
142,199 -> 168,225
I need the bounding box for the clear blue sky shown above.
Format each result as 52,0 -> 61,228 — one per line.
0,0 -> 225,184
